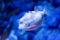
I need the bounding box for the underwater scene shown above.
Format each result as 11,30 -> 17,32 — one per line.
0,0 -> 60,40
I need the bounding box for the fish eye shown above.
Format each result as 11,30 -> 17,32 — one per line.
20,22 -> 23,24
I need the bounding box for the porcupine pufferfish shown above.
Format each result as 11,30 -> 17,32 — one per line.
18,9 -> 47,31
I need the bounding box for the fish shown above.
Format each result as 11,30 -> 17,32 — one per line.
18,9 -> 47,31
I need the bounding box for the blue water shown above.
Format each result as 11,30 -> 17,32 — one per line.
0,0 -> 60,40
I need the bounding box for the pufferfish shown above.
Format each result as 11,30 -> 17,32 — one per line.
18,9 -> 47,31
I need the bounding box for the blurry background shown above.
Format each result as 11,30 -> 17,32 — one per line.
0,0 -> 60,40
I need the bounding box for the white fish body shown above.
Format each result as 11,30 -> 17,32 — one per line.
18,9 -> 46,30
